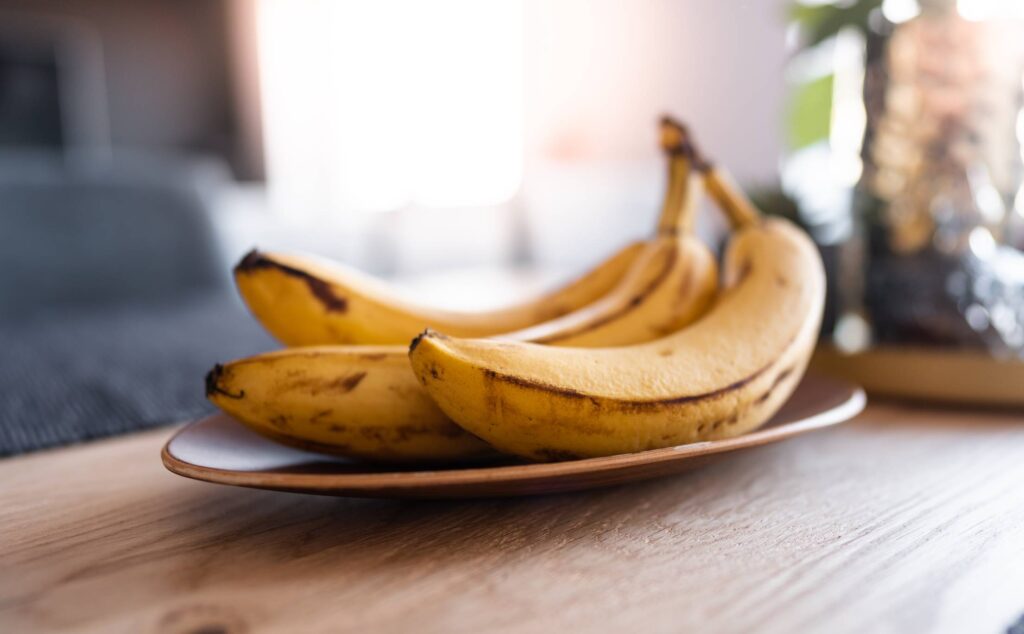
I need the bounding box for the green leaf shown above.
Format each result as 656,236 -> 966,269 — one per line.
790,0 -> 883,48
787,72 -> 834,150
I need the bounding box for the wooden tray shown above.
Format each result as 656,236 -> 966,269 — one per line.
812,345 -> 1024,407
162,374 -> 865,499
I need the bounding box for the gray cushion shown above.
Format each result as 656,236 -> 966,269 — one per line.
0,177 -> 225,318
0,291 -> 276,457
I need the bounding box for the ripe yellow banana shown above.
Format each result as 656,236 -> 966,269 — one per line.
499,172 -> 711,347
210,121 -> 722,462
233,119 -> 706,348
205,347 -> 491,461
235,237 -> 645,347
408,196 -> 826,461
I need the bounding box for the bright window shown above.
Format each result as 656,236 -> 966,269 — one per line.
257,0 -> 524,217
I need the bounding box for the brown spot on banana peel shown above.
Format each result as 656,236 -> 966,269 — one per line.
325,324 -> 355,344
704,412 -> 741,431
285,372 -> 367,395
335,372 -> 367,393
322,421 -> 478,448
309,409 -> 333,424
754,367 -> 796,405
268,415 -> 291,431
354,423 -> 458,444
482,368 -> 499,414
235,249 -> 348,313
427,364 -> 443,380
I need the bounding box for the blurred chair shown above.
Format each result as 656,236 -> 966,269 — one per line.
0,150 -> 229,320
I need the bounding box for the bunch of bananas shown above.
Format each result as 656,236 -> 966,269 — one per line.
207,118 -> 825,463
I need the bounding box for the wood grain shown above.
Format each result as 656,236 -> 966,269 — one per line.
2,403 -> 1024,633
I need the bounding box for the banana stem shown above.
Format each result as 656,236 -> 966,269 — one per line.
704,168 -> 760,230
655,116 -> 695,235
680,123 -> 761,230
673,170 -> 702,235
656,154 -> 693,235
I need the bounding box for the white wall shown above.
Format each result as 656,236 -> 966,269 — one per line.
525,0 -> 787,180
522,0 -> 789,267
246,0 -> 790,275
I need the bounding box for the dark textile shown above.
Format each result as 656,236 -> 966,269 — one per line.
0,292 -> 276,457
0,152 -> 230,319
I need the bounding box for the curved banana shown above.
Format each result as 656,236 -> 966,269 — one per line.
408,212 -> 826,460
210,121 -> 721,462
234,241 -> 647,346
206,347 -> 490,461
234,119 -> 700,347
502,174 -> 710,347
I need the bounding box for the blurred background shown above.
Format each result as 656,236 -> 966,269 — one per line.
1,0 -> 1022,454
0,0 -> 789,290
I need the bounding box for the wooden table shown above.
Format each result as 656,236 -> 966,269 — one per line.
3,402 -> 1024,634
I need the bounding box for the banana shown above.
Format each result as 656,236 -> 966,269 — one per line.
234,242 -> 647,346
495,172 -> 711,347
206,347 -> 491,461
210,120 -> 721,461
233,119 -> 706,347
408,180 -> 826,461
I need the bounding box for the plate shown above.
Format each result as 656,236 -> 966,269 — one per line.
162,374 -> 865,499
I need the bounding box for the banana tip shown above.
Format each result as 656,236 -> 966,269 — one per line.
205,364 -> 244,401
234,248 -> 266,274
409,329 -> 450,355
659,115 -> 687,134
204,364 -> 224,398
